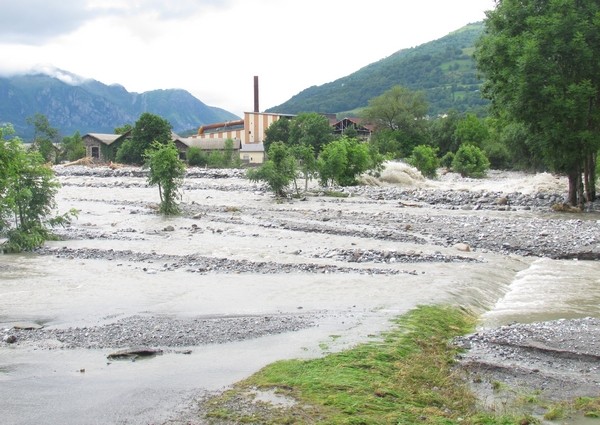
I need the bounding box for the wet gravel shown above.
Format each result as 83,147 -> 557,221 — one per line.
455,318 -> 600,401
3,313 -> 320,350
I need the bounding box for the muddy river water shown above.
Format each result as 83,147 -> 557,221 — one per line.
1,165 -> 599,424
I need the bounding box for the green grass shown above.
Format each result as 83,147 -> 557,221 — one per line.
202,306 -> 600,424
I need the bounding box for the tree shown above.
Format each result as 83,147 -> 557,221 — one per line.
27,113 -> 60,164
291,144 -> 318,193
317,136 -> 373,186
264,117 -> 291,153
115,124 -> 133,135
453,113 -> 489,149
428,110 -> 461,156
288,112 -> 333,155
116,113 -> 172,164
144,141 -> 185,215
362,86 -> 428,132
61,131 -> 86,162
409,145 -> 440,178
0,124 -> 75,252
247,142 -> 296,197
452,144 -> 490,178
361,86 -> 428,158
477,0 -> 600,205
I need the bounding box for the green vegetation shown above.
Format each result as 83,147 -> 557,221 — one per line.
288,112 -> 333,156
204,305 -> 582,425
0,124 -> 76,252
476,0 -> 600,205
318,136 -> 376,186
247,142 -> 296,197
144,141 -> 185,215
186,146 -> 207,166
60,131 -> 86,162
116,112 -> 173,165
452,144 -> 490,178
362,86 -> 428,159
27,113 -> 60,164
409,145 -> 440,178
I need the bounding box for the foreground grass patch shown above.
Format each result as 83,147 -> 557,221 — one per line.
202,306 -> 597,424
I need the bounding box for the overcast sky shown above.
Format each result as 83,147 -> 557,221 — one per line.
0,0 -> 495,117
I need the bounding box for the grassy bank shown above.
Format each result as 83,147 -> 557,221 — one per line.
202,306 -> 597,424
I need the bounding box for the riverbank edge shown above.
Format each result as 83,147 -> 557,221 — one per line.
163,305 -> 600,425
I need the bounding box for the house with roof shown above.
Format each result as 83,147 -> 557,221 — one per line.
172,135 -> 242,160
82,131 -> 131,162
332,117 -> 373,140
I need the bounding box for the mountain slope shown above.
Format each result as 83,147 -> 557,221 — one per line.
266,22 -> 487,116
0,72 -> 239,139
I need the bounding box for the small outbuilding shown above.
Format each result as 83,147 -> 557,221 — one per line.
82,131 -> 131,162
240,143 -> 265,165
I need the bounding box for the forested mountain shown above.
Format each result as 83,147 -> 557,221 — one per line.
266,22 -> 487,117
0,71 -> 239,139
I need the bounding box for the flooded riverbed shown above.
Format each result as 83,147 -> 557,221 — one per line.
1,165 -> 599,424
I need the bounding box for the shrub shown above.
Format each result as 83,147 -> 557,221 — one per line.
409,145 -> 439,178
452,144 -> 490,178
441,151 -> 455,168
187,147 -> 208,166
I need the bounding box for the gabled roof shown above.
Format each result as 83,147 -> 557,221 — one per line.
84,130 -> 131,145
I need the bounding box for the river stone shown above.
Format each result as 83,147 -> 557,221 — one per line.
3,335 -> 17,344
13,323 -> 44,330
107,347 -> 164,360
454,243 -> 471,252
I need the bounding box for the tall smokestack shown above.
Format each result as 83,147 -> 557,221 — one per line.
253,76 -> 259,113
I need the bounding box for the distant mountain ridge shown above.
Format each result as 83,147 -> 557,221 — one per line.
0,70 -> 239,139
267,22 -> 487,117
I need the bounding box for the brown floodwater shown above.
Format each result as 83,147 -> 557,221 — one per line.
0,168 -> 598,424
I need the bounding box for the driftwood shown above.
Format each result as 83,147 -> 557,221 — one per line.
63,157 -> 94,167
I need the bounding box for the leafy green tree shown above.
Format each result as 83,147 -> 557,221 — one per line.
362,86 -> 428,158
451,144 -> 490,178
362,86 -> 428,131
453,113 -> 489,149
288,112 -> 333,155
291,144 -> 318,193
61,131 -> 86,162
0,124 -> 75,252
247,142 -> 296,197
116,113 -> 172,164
264,117 -> 291,153
477,0 -> 600,205
428,110 -> 461,156
27,113 -> 60,164
318,136 -> 373,186
144,141 -> 185,215
409,145 -> 440,178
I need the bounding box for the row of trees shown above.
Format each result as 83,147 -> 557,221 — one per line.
252,112 -> 381,196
